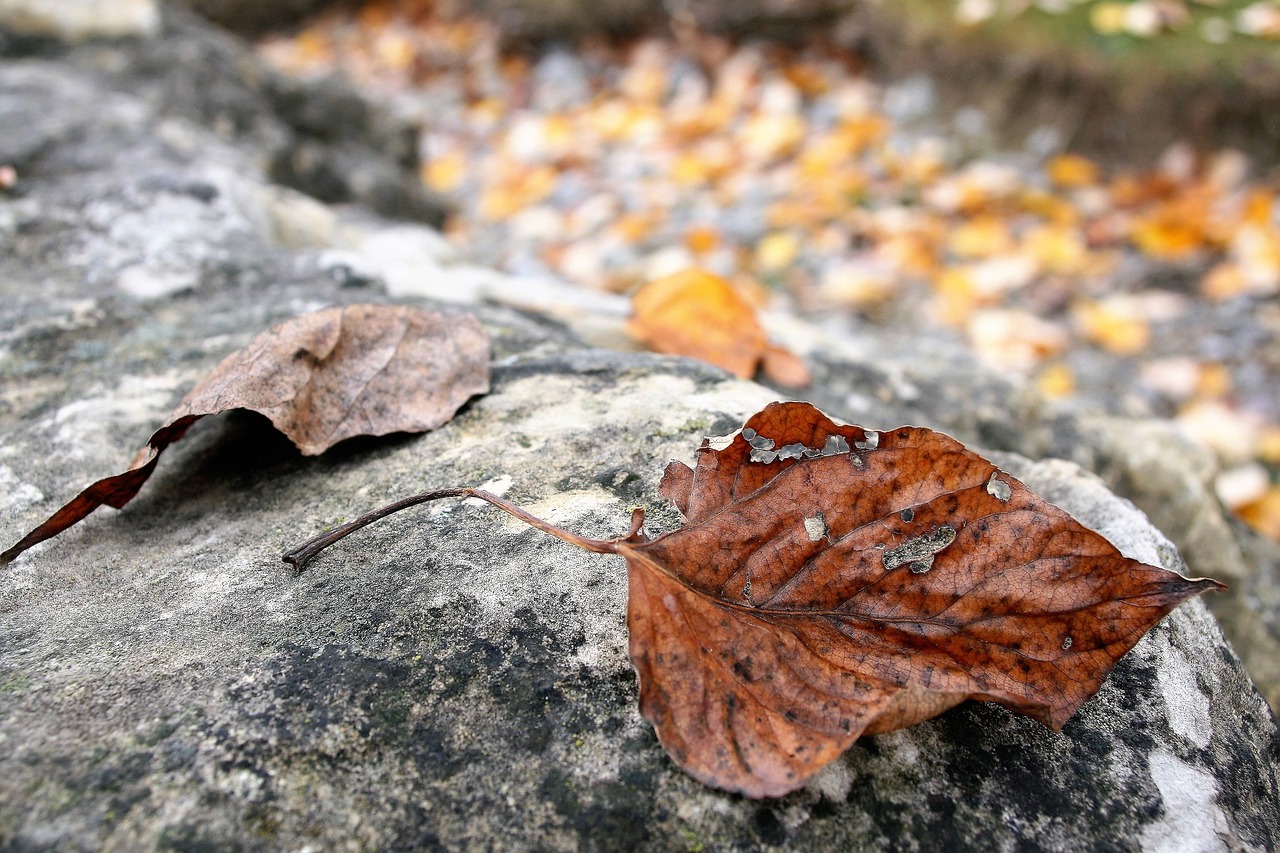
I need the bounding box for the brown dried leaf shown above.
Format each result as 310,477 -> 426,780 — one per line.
621,401 -> 1222,797
3,304 -> 489,564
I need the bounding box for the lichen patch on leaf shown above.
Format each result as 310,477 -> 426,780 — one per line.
882,524 -> 958,571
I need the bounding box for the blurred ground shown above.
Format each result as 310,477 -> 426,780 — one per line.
256,0 -> 1280,541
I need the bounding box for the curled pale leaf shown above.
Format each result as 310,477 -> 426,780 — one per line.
3,304 -> 489,564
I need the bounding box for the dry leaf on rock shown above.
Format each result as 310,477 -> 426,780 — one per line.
3,304 -> 490,564
623,402 -> 1220,795
626,268 -> 810,387
284,401 -> 1221,799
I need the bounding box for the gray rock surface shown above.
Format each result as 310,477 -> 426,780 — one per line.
0,0 -> 159,41
1,9 -> 1278,852
2,4 -> 445,227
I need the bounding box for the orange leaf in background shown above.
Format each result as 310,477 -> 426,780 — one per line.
627,269 -> 764,378
1111,174 -> 1178,208
1047,154 -> 1100,189
1130,206 -> 1205,260
627,268 -> 808,386
684,225 -> 721,254
1239,489 -> 1280,540
760,343 -> 813,389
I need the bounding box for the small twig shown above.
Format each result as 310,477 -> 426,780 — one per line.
283,488 -> 645,571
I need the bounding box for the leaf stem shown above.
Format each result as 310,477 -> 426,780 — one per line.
283,487 -> 639,571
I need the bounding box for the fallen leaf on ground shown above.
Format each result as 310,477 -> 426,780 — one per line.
626,268 -> 809,386
3,304 -> 490,564
284,401 -> 1221,798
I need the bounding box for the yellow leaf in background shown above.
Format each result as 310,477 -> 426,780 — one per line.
1018,190 -> 1080,226
1195,362 -> 1233,399
423,151 -> 466,193
672,152 -> 707,187
626,268 -> 767,378
294,28 -> 333,64
947,216 -> 1014,259
1241,188 -> 1276,225
1074,298 -> 1152,356
1177,399 -> 1263,464
839,116 -> 891,154
1238,488 -> 1280,540
1257,427 -> 1280,465
612,212 -> 656,244
1090,2 -> 1129,34
1023,224 -> 1090,274
1036,363 -> 1077,399
374,32 -> 415,71
620,57 -> 667,103
818,258 -> 896,308
798,133 -> 853,178
542,115 -> 576,156
1228,226 -> 1280,294
1202,262 -> 1249,300
933,266 -> 977,325
967,309 -> 1069,372
479,165 -> 557,221
1047,154 -> 1100,189
755,231 -> 801,272
742,113 -> 806,162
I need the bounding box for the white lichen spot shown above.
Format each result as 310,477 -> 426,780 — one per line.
1138,749 -> 1230,853
1153,633 -> 1213,749
806,757 -> 854,802
804,512 -> 828,542
464,475 -> 513,506
986,471 -> 1012,503
854,430 -> 879,451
